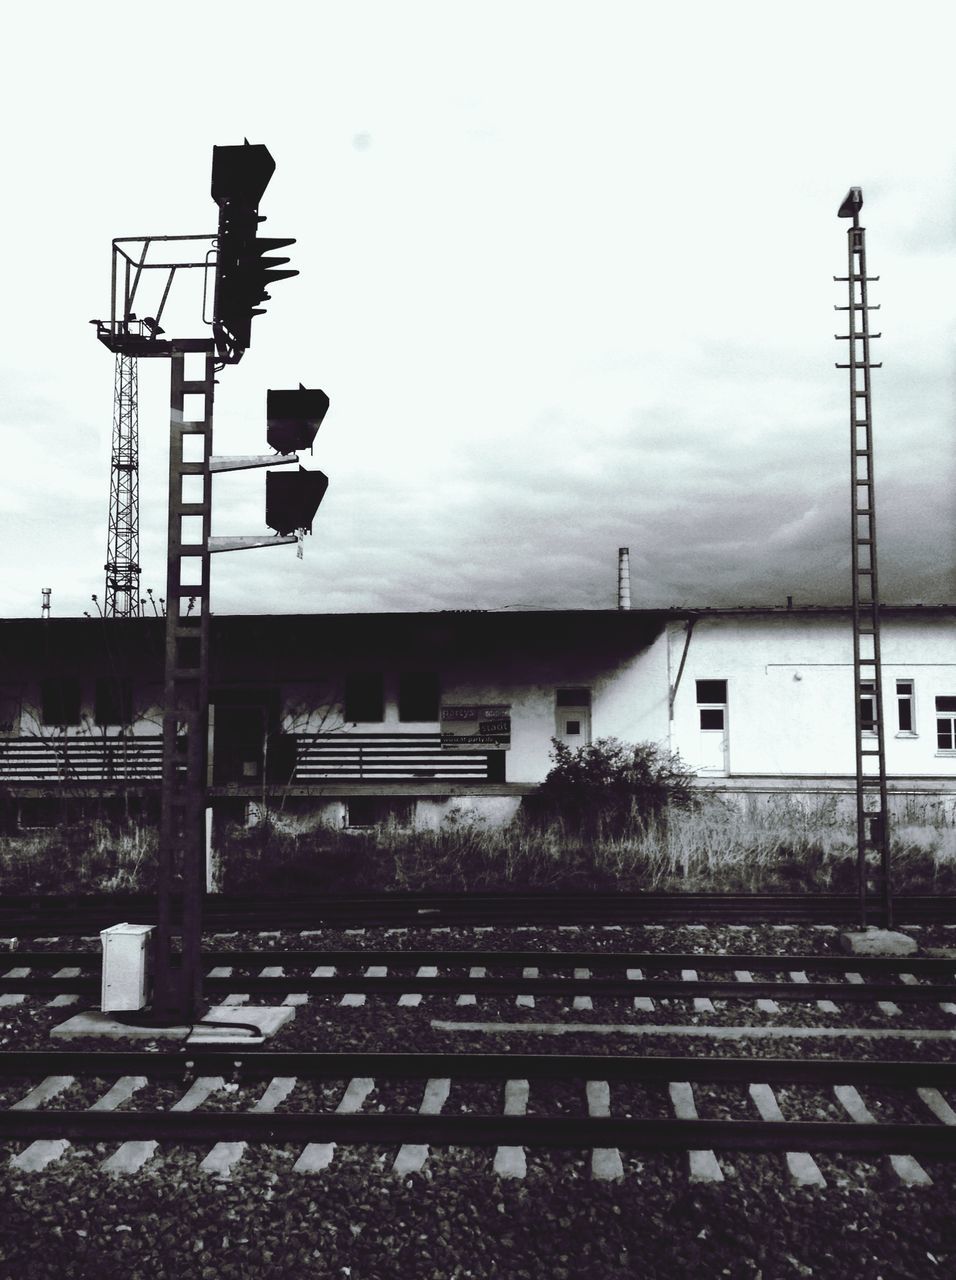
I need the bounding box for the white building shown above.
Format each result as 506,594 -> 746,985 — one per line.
0,605 -> 952,830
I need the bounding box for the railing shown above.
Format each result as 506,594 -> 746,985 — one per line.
0,733 -> 492,784
291,733 -> 491,781
0,736 -> 163,783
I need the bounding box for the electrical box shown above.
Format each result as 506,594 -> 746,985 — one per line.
100,923 -> 154,1012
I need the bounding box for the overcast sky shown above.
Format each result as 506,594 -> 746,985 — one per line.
1,2 -> 954,619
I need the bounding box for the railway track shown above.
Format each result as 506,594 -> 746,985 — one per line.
2,1050 -> 955,1185
4,946 -> 956,1006
3,891 -> 955,932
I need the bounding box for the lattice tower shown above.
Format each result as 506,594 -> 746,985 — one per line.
104,352 -> 141,616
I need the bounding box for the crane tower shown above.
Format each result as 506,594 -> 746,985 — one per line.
103,351 -> 141,616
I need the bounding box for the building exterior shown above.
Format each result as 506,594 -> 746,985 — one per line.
0,605 -> 953,832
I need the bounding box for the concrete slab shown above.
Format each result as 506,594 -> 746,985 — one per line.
628,968 -> 655,1012
11,1139 -> 72,1172
917,1087 -> 956,1126
835,1084 -> 932,1186
12,1077 -> 150,1175
573,969 -> 593,1012
494,1079 -> 530,1179
102,1141 -> 158,1175
586,1080 -> 623,1181
12,1075 -> 75,1110
748,1083 -> 826,1187
839,928 -> 918,957
669,1082 -> 723,1183
392,1078 -> 450,1176
457,966 -> 485,1007
294,1076 -> 374,1173
51,1011 -> 190,1040
186,1005 -> 294,1045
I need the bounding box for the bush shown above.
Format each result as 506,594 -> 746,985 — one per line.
525,737 -> 696,838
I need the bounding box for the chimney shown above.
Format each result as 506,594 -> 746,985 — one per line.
617,547 -> 631,611
41,587 -> 51,620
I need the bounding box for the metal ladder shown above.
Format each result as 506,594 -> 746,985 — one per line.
835,187 -> 891,927
155,349 -> 216,1017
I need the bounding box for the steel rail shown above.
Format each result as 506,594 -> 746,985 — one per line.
2,892 -> 955,930
10,949 -> 956,974
2,1109 -> 955,1154
2,1049 -> 956,1086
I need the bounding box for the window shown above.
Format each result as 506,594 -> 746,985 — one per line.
695,679 -> 727,705
556,688 -> 591,707
346,796 -> 413,828
859,681 -> 877,733
94,678 -> 133,726
937,696 -> 956,751
344,673 -> 384,722
555,688 -> 591,744
896,679 -> 915,734
699,708 -> 724,731
399,672 -> 440,722
41,677 -> 81,726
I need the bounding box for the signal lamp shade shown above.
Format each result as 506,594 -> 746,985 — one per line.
211,141 -> 276,205
266,467 -> 329,536
267,387 -> 330,454
838,186 -> 863,218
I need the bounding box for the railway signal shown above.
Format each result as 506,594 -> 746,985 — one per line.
266,467 -> 329,536
211,141 -> 298,364
267,385 -> 330,454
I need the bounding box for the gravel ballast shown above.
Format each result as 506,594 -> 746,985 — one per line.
2,920 -> 955,1277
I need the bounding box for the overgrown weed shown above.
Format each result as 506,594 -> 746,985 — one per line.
2,796 -> 955,895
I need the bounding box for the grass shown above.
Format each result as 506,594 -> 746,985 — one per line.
2,797 -> 955,896
0,821 -> 158,895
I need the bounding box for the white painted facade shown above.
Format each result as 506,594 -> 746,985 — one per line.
665,610 -> 956,783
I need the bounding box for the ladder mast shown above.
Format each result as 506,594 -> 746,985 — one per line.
835,187 -> 892,927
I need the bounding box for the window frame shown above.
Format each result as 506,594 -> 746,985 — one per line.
895,678 -> 916,736
859,680 -> 877,735
555,688 -> 592,744
936,695 -> 956,754
695,679 -> 727,732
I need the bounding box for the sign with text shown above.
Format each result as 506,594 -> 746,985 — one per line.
440,704 -> 511,750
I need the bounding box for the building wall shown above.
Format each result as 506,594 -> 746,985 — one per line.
277,625 -> 671,785
668,613 -> 956,779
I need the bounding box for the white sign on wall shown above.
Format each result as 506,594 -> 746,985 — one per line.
440,704 -> 511,750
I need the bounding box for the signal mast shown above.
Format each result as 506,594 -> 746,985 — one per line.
92,142 -> 329,1021
835,186 -> 892,927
